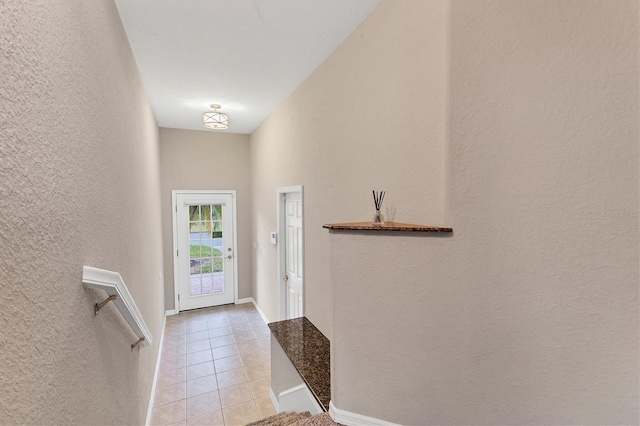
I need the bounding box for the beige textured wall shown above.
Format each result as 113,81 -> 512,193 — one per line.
0,0 -> 165,424
159,128 -> 252,310
252,0 -> 639,424
333,0 -> 639,424
250,0 -> 447,337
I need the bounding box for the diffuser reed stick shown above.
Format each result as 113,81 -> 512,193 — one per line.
372,190 -> 385,225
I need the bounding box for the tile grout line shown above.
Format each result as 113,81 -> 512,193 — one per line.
213,326 -> 225,426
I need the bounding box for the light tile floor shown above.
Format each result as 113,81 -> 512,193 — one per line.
151,303 -> 275,426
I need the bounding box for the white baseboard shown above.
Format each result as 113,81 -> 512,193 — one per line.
279,383 -> 323,415
145,312 -> 167,425
236,297 -> 253,304
165,309 -> 177,316
329,401 -> 400,426
270,388 -> 280,413
249,297 -> 270,324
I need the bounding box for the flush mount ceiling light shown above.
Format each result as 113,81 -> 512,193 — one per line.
203,104 -> 229,130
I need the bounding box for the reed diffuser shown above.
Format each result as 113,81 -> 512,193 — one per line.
372,190 -> 385,226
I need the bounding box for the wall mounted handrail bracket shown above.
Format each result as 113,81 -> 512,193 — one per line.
95,294 -> 118,315
131,337 -> 145,351
82,266 -> 153,348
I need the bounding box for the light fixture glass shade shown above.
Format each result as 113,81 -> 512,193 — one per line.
203,104 -> 229,130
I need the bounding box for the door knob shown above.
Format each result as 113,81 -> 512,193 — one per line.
284,274 -> 289,282
226,255 -> 232,260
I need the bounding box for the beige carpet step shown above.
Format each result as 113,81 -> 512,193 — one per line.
246,411 -> 311,426
246,411 -> 339,426
290,413 -> 339,426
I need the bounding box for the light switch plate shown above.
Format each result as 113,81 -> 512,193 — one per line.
270,232 -> 277,245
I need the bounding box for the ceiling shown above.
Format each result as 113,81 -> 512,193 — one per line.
115,0 -> 381,135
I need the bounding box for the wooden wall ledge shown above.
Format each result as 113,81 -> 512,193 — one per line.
322,222 -> 452,233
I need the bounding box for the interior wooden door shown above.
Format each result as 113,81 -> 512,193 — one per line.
284,191 -> 303,319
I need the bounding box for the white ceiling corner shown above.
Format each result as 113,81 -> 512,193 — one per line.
115,0 -> 381,135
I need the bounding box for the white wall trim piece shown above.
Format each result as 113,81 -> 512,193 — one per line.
329,402 -> 400,426
145,312 -> 167,425
270,388 -> 280,413
82,266 -> 153,346
250,297 -> 270,324
279,383 -> 323,415
165,309 -> 177,316
236,297 -> 253,304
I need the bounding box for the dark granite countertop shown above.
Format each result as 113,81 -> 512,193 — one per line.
268,317 -> 330,411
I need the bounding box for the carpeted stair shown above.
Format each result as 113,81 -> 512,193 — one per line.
246,411 -> 339,426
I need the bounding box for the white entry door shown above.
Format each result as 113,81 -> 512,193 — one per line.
284,191 -> 303,319
174,191 -> 235,311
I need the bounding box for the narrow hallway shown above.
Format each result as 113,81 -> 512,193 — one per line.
151,304 -> 275,425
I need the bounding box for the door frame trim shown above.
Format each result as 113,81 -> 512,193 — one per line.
171,189 -> 239,312
276,185 -> 304,320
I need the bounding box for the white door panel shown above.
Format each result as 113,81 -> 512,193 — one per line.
285,192 -> 303,319
175,192 -> 235,311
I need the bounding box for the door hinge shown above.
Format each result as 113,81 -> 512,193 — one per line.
282,194 -> 286,202
176,249 -> 179,257
175,204 -> 177,212
178,294 -> 180,301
